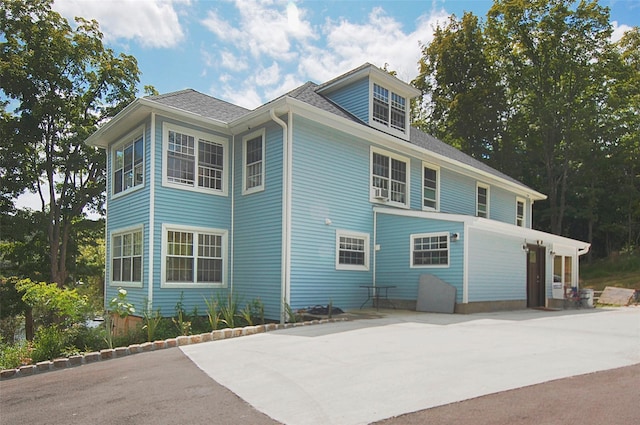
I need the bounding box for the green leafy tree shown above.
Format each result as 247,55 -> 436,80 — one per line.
0,0 -> 140,287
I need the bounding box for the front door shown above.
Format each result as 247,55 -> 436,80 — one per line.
526,245 -> 546,308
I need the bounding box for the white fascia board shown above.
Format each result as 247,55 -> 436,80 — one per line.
316,65 -> 422,98
283,97 -> 546,201
85,98 -> 230,149
373,206 -> 590,252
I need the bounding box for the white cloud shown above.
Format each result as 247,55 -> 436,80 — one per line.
216,84 -> 263,110
611,21 -> 633,43
220,50 -> 249,71
53,0 -> 190,48
255,62 -> 282,87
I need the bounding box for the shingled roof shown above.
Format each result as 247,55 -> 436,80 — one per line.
146,89 -> 250,122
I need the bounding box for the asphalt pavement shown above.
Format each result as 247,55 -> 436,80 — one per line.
1,307 -> 639,425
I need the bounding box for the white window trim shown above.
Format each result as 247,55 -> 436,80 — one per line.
368,79 -> 410,139
370,147 -> 410,208
111,126 -> 145,199
476,182 -> 490,218
335,230 -> 370,271
422,162 -> 440,212
160,223 -> 228,289
161,122 -> 229,196
516,196 -> 526,227
242,129 -> 266,195
410,232 -> 450,269
110,225 -> 144,288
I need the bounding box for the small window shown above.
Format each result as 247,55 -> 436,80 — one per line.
423,163 -> 439,210
162,225 -> 227,288
243,130 -> 265,194
371,148 -> 409,206
112,227 -> 143,287
113,132 -> 144,195
163,124 -> 227,195
411,233 -> 449,268
336,230 -> 370,271
516,197 -> 526,227
477,183 -> 489,218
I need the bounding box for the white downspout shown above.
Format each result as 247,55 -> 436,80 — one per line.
148,113 -> 156,311
270,107 -> 290,323
373,209 -> 377,287
230,134 -> 235,297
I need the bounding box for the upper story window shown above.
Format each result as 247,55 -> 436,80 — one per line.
243,129 -> 265,194
411,232 -> 449,268
423,163 -> 439,211
371,148 -> 409,207
476,183 -> 489,218
163,123 -> 228,195
372,83 -> 407,133
113,130 -> 144,196
111,226 -> 143,287
516,197 -> 526,227
336,230 -> 370,271
161,224 -> 228,288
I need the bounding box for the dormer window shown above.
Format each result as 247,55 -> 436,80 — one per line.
371,83 -> 408,136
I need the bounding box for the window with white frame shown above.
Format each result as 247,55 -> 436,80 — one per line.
113,131 -> 144,195
163,124 -> 227,194
371,149 -> 408,206
411,233 -> 449,267
243,130 -> 265,193
336,230 -> 369,271
423,163 -> 439,210
162,225 -> 227,287
372,83 -> 407,132
476,183 -> 489,218
516,197 -> 526,227
112,227 -> 143,286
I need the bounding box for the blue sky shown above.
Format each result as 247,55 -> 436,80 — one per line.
51,0 -> 640,110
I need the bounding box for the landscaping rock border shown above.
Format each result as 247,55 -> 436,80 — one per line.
0,317 -> 348,380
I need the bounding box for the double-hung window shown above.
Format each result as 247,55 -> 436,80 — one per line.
113,130 -> 144,195
336,230 -> 369,271
243,130 -> 265,194
112,227 -> 143,287
163,124 -> 227,195
516,197 -> 526,227
371,148 -> 409,206
423,163 -> 439,210
372,83 -> 407,133
162,224 -> 227,288
411,233 -> 449,268
476,183 -> 489,218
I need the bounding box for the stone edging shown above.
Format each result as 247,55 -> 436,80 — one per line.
0,317 -> 348,381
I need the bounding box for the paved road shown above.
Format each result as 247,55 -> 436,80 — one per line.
1,308 -> 639,425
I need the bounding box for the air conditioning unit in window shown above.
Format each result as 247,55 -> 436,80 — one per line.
373,187 -> 387,200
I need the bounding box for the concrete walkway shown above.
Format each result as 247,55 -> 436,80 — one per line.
181,307 -> 640,425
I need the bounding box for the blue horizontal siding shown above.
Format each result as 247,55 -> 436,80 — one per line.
232,122 -> 284,319
375,213 -> 465,303
324,77 -> 369,123
289,116 -> 374,310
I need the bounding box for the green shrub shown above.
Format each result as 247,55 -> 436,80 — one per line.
31,326 -> 67,363
0,340 -> 33,370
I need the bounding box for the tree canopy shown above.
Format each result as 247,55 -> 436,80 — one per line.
413,0 -> 639,257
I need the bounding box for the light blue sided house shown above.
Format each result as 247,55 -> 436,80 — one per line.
85,63 -> 590,321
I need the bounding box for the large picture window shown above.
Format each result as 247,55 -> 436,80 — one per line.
243,130 -> 265,194
162,225 -> 227,288
411,233 -> 449,268
336,230 -> 370,271
112,227 -> 143,287
371,148 -> 409,206
113,131 -> 144,195
163,124 -> 227,195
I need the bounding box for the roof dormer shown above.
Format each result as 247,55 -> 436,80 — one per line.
316,63 -> 421,141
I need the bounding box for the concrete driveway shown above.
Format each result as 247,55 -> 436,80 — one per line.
181,307 -> 640,425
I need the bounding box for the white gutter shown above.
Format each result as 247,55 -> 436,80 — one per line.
270,108 -> 290,323
148,113 -> 156,311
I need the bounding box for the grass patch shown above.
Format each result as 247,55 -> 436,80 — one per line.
581,252 -> 640,291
